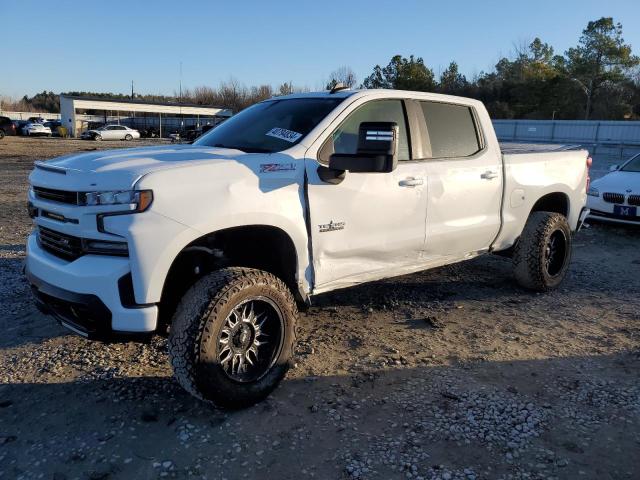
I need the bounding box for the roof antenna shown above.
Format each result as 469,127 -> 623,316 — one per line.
329,82 -> 349,94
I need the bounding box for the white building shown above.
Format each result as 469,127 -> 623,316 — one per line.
59,95 -> 232,138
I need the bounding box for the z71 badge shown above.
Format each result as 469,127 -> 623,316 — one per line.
260,163 -> 296,173
318,220 -> 345,233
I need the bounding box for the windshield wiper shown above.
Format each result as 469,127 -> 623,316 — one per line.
213,144 -> 272,153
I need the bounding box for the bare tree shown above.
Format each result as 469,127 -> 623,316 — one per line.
325,66 -> 357,90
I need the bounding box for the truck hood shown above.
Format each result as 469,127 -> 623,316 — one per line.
29,144 -> 253,190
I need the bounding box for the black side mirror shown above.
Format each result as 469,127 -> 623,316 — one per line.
329,122 -> 399,173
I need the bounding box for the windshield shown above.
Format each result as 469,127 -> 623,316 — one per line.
621,153 -> 640,172
194,98 -> 344,153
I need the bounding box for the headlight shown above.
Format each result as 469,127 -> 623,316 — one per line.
84,239 -> 129,256
84,190 -> 153,212
587,186 -> 599,197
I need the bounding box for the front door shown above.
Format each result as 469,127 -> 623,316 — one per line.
305,99 -> 428,293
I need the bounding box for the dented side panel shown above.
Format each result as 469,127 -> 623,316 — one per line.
304,159 -> 428,291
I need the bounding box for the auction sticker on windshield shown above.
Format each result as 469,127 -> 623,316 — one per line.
266,127 -> 303,143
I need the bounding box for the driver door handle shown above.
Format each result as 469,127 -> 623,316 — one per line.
481,170 -> 499,180
399,177 -> 424,187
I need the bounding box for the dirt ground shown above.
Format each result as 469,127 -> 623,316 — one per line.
0,136 -> 638,480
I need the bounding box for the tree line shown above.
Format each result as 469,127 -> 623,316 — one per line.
2,17 -> 638,120
361,17 -> 639,120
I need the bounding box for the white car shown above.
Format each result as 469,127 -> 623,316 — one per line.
26,88 -> 590,407
587,153 -> 640,225
22,122 -> 52,137
82,125 -> 140,141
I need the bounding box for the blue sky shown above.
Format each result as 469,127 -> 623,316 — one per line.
2,0 -> 639,98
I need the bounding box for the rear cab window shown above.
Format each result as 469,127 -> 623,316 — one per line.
419,101 -> 481,158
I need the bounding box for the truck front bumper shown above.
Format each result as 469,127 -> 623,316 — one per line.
25,232 -> 158,340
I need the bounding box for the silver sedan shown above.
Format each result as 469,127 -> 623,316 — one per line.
82,125 -> 140,141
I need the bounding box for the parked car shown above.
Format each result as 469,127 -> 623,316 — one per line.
138,127 -> 160,138
22,122 -> 52,136
26,89 -> 590,408
170,125 -> 205,143
0,116 -> 17,138
81,125 -> 140,141
14,120 -> 28,135
44,121 -> 62,136
587,153 -> 640,224
27,116 -> 47,124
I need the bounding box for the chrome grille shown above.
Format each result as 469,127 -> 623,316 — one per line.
602,192 -> 625,204
38,227 -> 83,260
628,195 -> 640,207
33,186 -> 82,205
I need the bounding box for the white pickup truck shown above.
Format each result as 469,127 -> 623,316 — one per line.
26,89 -> 590,407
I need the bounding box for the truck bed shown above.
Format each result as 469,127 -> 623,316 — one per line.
499,142 -> 583,154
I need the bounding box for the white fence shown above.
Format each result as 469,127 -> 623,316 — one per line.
493,119 -> 640,145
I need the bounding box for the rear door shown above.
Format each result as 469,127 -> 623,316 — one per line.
101,126 -> 115,139
415,100 -> 503,257
306,98 -> 429,292
114,126 -> 127,139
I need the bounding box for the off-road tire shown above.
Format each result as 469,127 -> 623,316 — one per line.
513,211 -> 572,291
168,267 -> 298,408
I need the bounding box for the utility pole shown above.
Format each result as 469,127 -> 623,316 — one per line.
179,62 -> 183,129
131,80 -> 134,99
571,78 -> 592,120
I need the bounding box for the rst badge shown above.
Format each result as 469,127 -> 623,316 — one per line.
318,220 -> 345,233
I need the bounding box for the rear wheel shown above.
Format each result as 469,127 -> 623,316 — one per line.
168,267 -> 297,408
94,134 -> 102,141
513,211 -> 572,291
0,130 -> 4,140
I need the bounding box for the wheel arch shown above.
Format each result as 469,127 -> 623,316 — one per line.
157,224 -> 305,328
528,191 -> 570,218
493,190 -> 572,255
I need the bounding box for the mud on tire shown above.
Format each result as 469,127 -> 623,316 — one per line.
513,211 -> 572,292
168,267 -> 298,408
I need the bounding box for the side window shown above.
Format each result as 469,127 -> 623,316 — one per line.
320,100 -> 410,163
420,102 -> 481,158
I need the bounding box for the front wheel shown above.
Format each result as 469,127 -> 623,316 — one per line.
168,267 -> 297,408
513,211 -> 572,291
124,134 -> 133,141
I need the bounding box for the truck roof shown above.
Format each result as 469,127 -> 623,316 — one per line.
269,90 -> 359,100
271,89 -> 484,107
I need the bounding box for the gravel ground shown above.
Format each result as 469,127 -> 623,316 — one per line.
0,136 -> 639,480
